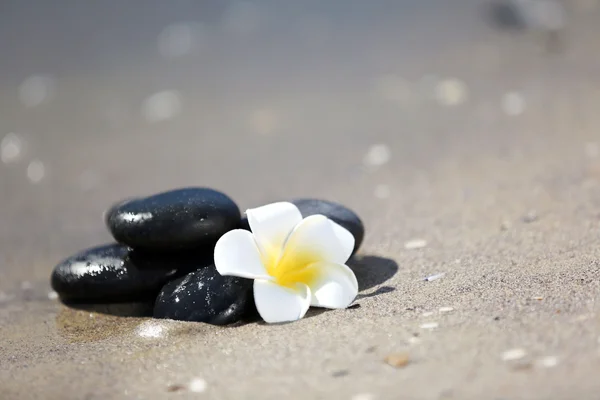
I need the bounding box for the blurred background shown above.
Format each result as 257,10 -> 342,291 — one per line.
3,1 -> 600,398
0,0 -> 599,292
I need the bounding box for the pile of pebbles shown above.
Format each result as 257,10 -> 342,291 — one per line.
50,188 -> 364,325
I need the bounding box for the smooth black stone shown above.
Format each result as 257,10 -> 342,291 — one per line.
154,265 -> 253,325
50,244 -> 203,302
292,199 -> 364,254
127,249 -> 213,271
105,187 -> 241,251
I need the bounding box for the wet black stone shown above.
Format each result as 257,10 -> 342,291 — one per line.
105,187 -> 241,251
153,265 -> 253,325
50,244 -> 206,302
292,199 -> 364,254
241,199 -> 364,254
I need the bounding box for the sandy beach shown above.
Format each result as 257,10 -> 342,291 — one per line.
1,1 -> 600,399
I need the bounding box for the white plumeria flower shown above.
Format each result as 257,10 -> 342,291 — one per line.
214,202 -> 358,323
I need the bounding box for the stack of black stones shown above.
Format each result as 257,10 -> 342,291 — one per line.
50,188 -> 365,325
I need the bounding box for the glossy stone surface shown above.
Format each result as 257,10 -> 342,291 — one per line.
105,187 -> 241,251
50,244 -> 200,302
153,265 -> 254,325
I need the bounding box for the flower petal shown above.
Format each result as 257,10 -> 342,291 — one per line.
246,202 -> 303,265
276,215 -> 351,276
330,220 -> 355,261
304,261 -> 358,309
214,229 -> 270,280
253,280 -> 311,323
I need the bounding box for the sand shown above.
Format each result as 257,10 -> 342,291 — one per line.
1,1 -> 600,399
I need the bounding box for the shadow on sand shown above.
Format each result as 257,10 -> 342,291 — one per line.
347,255 -> 398,292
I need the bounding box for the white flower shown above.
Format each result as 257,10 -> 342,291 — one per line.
214,202 -> 358,323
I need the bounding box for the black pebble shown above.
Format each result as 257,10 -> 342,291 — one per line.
50,244 -> 206,302
154,265 -> 253,325
105,187 -> 241,252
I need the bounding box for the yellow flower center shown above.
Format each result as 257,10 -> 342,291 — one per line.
264,246 -> 320,288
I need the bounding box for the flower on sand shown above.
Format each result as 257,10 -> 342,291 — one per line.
214,202 -> 358,323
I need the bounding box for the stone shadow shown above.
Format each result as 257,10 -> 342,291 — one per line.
347,255 -> 398,292
355,285 -> 396,300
